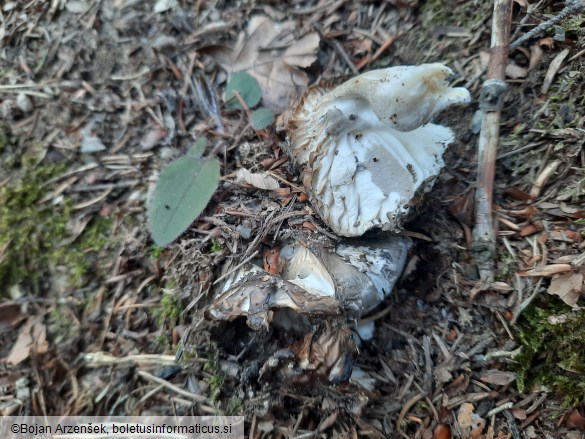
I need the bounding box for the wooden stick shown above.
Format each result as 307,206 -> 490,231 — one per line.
471,0 -> 513,281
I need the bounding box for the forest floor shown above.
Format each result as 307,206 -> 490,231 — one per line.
1,0 -> 585,438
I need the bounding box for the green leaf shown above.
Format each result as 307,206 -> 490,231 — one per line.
225,72 -> 261,109
148,150 -> 220,246
250,108 -> 274,130
187,137 -> 207,158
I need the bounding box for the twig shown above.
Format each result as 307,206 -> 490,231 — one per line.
471,0 -> 513,281
314,24 -> 359,75
484,346 -> 522,361
487,402 -> 513,417
212,250 -> 260,285
330,38 -> 359,75
446,392 -> 494,410
530,160 -> 561,198
82,352 -> 177,368
137,370 -> 208,403
503,409 -> 522,439
511,278 -> 543,324
422,336 -> 433,394
397,392 -> 426,436
510,0 -> 585,50
355,35 -> 396,71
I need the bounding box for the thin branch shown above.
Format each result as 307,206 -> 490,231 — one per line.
471,0 -> 513,281
510,0 -> 585,50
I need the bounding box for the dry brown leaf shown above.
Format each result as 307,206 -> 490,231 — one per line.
236,168 -> 280,190
479,370 -> 517,386
0,303 -> 26,333
518,264 -> 573,277
457,403 -> 486,439
290,322 -> 357,384
140,127 -> 167,150
547,272 -> 584,307
263,248 -> 280,274
213,16 -> 320,113
549,229 -> 582,243
506,63 -> 528,79
512,408 -> 527,420
541,48 -> 570,94
490,281 -> 514,291
283,33 -> 320,68
565,408 -> 585,429
539,37 -> 555,49
528,43 -> 543,71
4,316 -> 49,365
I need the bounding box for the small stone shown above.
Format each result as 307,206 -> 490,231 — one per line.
16,93 -> 32,113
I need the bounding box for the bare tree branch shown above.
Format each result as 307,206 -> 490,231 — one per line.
471,0 -> 513,281
510,0 -> 585,50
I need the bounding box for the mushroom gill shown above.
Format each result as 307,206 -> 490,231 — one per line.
287,63 -> 471,237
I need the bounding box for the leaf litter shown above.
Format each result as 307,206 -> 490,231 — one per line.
211,16 -> 320,112
1,0 -> 585,437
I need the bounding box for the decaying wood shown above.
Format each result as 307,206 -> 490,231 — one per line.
471,0 -> 513,281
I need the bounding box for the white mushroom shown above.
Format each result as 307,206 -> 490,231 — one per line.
205,64 -> 471,384
287,63 -> 471,237
205,234 -> 411,330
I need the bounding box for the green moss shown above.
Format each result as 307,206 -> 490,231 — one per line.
225,397 -> 243,415
204,352 -> 225,402
210,239 -> 223,254
496,253 -> 517,280
49,305 -> 78,343
560,15 -> 585,35
514,297 -> 585,405
0,155 -> 67,291
152,291 -> 182,328
0,126 -> 8,152
421,0 -> 492,32
0,127 -> 113,295
149,245 -> 166,259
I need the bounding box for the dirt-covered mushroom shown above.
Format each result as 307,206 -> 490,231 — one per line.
205,64 -> 470,384
287,63 -> 471,237
205,233 -> 411,330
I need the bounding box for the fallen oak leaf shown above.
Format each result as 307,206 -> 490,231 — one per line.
282,32 -> 320,68
547,272 -> 584,307
212,16 -> 320,113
